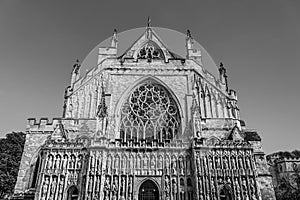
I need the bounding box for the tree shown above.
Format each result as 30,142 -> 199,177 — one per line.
275,171 -> 300,200
0,132 -> 26,199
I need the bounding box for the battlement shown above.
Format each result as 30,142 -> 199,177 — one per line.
27,118 -> 97,133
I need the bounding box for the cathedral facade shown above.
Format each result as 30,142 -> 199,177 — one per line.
14,25 -> 276,200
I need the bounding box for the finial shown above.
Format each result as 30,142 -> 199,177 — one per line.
187,29 -> 192,39
146,17 -> 152,39
147,16 -> 151,27
111,29 -> 118,48
73,59 -> 80,72
219,62 -> 228,92
219,62 -> 226,72
186,30 -> 194,50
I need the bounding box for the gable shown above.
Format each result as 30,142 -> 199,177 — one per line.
119,27 -> 183,62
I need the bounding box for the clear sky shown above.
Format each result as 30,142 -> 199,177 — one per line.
0,0 -> 299,154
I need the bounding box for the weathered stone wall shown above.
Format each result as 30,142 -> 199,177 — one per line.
14,132 -> 50,194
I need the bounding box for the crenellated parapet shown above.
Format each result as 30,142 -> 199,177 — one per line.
26,118 -> 97,135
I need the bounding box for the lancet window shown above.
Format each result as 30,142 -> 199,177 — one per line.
120,81 -> 180,142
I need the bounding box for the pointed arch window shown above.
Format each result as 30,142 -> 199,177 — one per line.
137,43 -> 164,60
120,81 -> 180,142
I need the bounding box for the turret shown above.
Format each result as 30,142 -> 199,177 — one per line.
98,29 -> 118,64
186,30 -> 202,64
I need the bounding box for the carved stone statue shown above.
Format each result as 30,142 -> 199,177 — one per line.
238,157 -> 244,169
49,177 -> 57,200
196,156 -> 201,174
107,156 -> 112,172
250,179 -> 257,200
128,176 -> 133,200
172,179 -> 177,196
58,176 -> 64,195
231,157 -> 236,169
41,176 -> 49,200
186,157 -> 191,175
120,176 -> 126,198
171,157 -> 177,174
223,157 -> 229,169
151,156 -> 156,168
47,155 -> 53,170
246,157 -> 252,169
104,177 -> 111,200
216,157 -> 221,169
209,158 -> 213,169
63,155 -> 68,170
88,176 -> 93,192
242,179 -> 249,200
77,155 -> 82,169
179,157 -> 184,174
165,176 -> 170,200
158,156 -> 163,169
55,156 -> 60,170
112,176 -> 119,200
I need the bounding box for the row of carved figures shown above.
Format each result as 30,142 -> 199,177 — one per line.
164,175 -> 193,200
86,174 -> 194,200
40,175 -> 70,200
44,153 -> 84,171
197,176 -> 259,200
195,153 -> 254,173
88,152 -> 192,175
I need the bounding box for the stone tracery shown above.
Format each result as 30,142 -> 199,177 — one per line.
137,43 -> 164,60
120,81 -> 180,142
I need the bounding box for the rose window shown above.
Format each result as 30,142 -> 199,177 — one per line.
137,43 -> 164,60
120,81 -> 180,142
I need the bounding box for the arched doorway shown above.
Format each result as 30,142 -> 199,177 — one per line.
67,185 -> 79,200
138,180 -> 159,200
219,185 -> 232,200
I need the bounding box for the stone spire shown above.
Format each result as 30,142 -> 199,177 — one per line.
147,16 -> 151,28
111,29 -> 118,49
186,29 -> 194,50
146,16 -> 152,40
70,59 -> 81,86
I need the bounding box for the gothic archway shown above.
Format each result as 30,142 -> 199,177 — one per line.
219,184 -> 232,200
67,185 -> 79,200
138,180 -> 159,200
120,80 -> 180,142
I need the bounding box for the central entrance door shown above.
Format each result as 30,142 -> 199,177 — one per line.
138,180 -> 159,200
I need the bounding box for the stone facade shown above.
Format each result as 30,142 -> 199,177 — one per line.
14,25 -> 276,200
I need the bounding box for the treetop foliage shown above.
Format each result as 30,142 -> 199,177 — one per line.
0,132 -> 26,199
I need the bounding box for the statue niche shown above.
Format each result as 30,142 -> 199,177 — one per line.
120,81 -> 180,142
